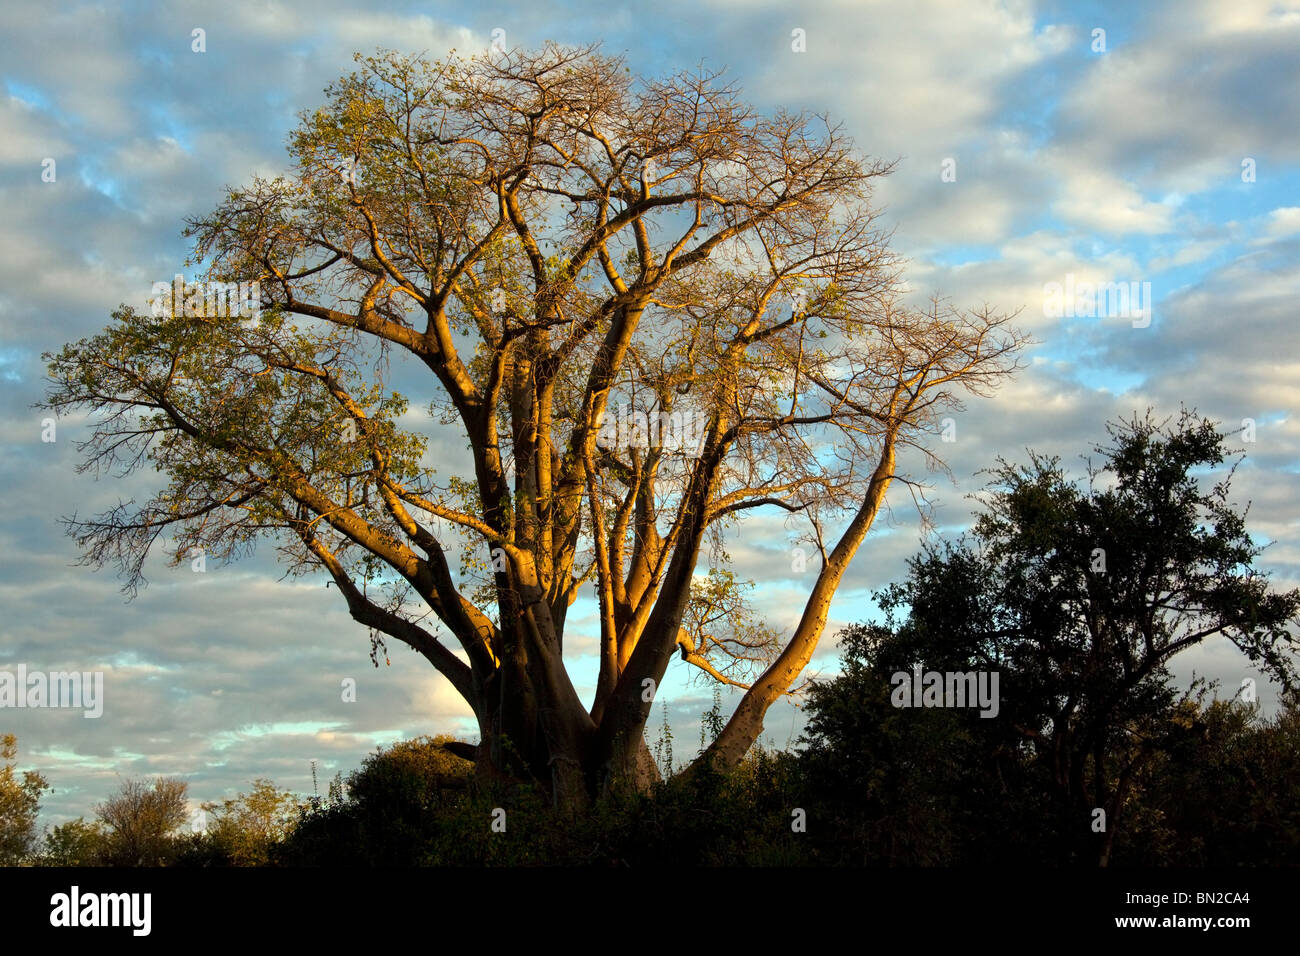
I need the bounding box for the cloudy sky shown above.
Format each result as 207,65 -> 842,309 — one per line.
2,0 -> 1298,826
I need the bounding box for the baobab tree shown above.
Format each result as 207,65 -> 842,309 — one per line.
44,43 -> 1026,809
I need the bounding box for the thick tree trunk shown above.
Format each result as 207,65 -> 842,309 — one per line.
471,630 -> 662,810
471,720 -> 659,808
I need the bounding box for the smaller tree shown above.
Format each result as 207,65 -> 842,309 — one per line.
200,779 -> 298,866
278,735 -> 475,865
970,409 -> 1299,864
804,409 -> 1300,865
0,734 -> 49,865
38,818 -> 109,867
343,734 -> 474,813
96,777 -> 190,866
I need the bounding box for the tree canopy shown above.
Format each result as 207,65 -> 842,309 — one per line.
95,776 -> 191,866
43,42 -> 1024,808
0,734 -> 48,865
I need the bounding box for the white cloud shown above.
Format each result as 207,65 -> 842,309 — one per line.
1262,206 -> 1300,239
1051,162 -> 1174,235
